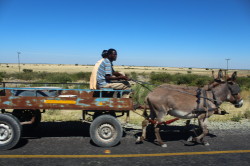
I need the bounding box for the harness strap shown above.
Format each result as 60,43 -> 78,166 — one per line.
196,88 -> 202,110
203,90 -> 207,108
212,89 -> 220,107
202,90 -> 210,118
194,89 -> 213,117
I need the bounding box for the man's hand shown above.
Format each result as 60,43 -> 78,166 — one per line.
118,75 -> 129,80
105,75 -> 129,81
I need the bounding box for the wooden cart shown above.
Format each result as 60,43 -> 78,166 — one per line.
0,82 -> 133,150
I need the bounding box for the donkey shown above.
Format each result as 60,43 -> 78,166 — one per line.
137,70 -> 243,147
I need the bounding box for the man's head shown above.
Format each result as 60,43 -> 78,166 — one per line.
107,48 -> 117,62
101,50 -> 108,58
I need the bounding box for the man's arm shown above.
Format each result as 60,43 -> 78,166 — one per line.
105,74 -> 128,81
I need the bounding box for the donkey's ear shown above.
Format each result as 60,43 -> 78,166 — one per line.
231,71 -> 237,81
217,69 -> 224,81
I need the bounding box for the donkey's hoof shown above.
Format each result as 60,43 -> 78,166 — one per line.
135,137 -> 143,144
161,144 -> 167,148
203,142 -> 210,146
187,136 -> 193,142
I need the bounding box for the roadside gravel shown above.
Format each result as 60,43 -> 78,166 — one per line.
123,119 -> 250,136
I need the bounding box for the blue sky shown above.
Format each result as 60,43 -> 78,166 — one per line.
0,0 -> 249,69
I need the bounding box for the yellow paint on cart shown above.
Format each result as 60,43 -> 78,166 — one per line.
44,100 -> 76,104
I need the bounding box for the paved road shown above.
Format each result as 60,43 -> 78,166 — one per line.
0,122 -> 250,166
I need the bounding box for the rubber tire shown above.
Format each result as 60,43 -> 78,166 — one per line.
12,109 -> 41,127
0,113 -> 22,150
90,114 -> 123,147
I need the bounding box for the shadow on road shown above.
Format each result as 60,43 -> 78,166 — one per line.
14,122 -> 217,149
13,121 -> 91,149
134,124 -> 217,146
22,121 -> 91,138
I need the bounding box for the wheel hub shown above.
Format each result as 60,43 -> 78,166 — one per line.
98,124 -> 115,140
0,124 -> 12,143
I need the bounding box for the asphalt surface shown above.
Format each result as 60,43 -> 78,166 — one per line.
0,121 -> 250,166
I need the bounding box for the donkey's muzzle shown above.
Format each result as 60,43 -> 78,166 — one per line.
234,99 -> 243,108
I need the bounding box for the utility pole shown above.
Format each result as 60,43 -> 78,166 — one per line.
225,58 -> 230,74
17,52 -> 21,72
225,58 -> 230,70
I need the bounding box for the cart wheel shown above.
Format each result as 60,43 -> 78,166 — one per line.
90,114 -> 122,147
12,109 -> 41,126
0,113 -> 22,150
93,111 -> 116,120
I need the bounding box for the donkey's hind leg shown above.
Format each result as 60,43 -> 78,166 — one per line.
154,123 -> 167,147
136,119 -> 149,144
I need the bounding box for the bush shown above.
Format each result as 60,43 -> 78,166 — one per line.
237,77 -> 250,90
243,110 -> 250,119
150,72 -> 212,87
194,78 -> 208,87
132,84 -> 153,105
46,73 -> 72,83
71,72 -> 91,82
0,72 -> 6,82
10,72 -> 38,80
23,69 -> 33,73
231,114 -> 243,122
130,72 -> 138,80
150,72 -> 173,84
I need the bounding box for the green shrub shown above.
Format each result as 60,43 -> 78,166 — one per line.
130,72 -> 138,80
132,84 -> 153,105
150,72 -> 212,87
73,72 -> 91,81
23,69 -> 33,73
10,72 -> 38,80
0,72 -> 6,82
243,110 -> 250,119
46,73 -> 72,83
175,74 -> 199,85
237,77 -> 250,90
150,72 -> 173,84
231,114 -> 243,122
194,78 -> 208,87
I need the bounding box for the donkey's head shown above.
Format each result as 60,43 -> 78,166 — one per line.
209,70 -> 243,108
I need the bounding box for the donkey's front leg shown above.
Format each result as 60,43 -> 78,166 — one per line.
194,114 -> 210,146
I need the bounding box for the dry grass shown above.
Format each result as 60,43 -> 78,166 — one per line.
0,63 -> 94,73
1,63 -> 250,77
41,110 -> 82,122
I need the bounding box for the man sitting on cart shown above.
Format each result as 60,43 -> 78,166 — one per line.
96,48 -> 131,91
